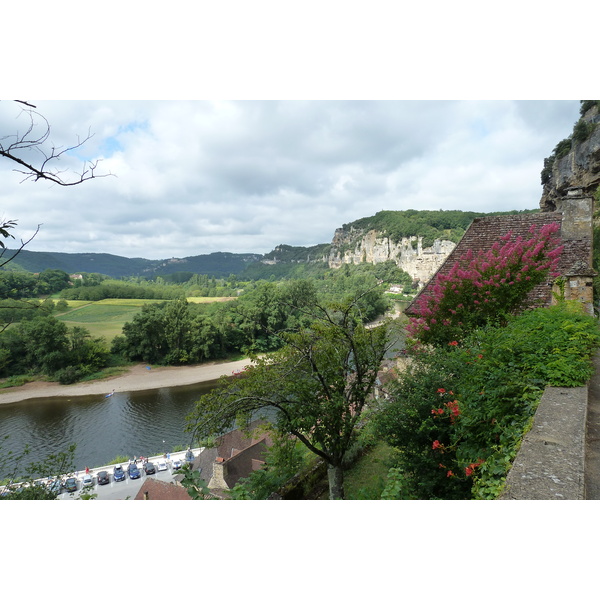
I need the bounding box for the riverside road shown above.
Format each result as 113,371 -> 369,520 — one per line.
53,449 -> 197,500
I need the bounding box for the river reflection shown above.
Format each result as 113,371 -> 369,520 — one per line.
0,380 -> 217,478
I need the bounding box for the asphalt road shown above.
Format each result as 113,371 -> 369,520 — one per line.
58,465 -> 182,500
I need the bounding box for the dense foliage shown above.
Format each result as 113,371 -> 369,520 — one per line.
113,268 -> 393,365
61,279 -> 186,301
186,296 -> 395,499
0,314 -> 110,383
0,269 -> 70,299
406,223 -> 562,344
376,302 -> 600,499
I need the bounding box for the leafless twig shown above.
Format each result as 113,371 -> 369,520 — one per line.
1,101 -> 114,186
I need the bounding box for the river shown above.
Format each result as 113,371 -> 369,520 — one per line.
1,314 -> 407,480
0,380 -> 217,479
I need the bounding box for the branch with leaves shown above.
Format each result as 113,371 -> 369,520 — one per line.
186,297 -> 393,499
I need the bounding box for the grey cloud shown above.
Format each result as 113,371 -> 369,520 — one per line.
0,100 -> 582,260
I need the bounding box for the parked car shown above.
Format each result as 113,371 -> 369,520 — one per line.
82,473 -> 93,487
171,458 -> 182,471
46,479 -> 62,495
63,477 -> 78,492
144,462 -> 156,475
113,465 -> 126,482
128,463 -> 141,479
97,471 -> 110,485
156,459 -> 168,472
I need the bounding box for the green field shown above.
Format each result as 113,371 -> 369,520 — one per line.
187,296 -> 235,303
55,297 -> 233,342
56,301 -> 143,341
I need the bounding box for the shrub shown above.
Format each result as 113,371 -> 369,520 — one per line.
55,366 -> 84,385
406,223 -> 562,345
377,302 -> 600,499
573,118 -> 597,143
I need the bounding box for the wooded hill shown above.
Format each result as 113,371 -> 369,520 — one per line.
2,208 -> 539,279
1,249 -> 262,279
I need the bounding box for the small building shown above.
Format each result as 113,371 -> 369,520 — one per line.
191,420 -> 274,498
134,478 -> 192,500
405,191 -> 595,317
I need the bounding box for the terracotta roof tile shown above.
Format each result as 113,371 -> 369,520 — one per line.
405,212 -> 592,315
134,478 -> 192,500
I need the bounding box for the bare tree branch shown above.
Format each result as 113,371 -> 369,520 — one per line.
0,222 -> 41,269
1,101 -> 114,186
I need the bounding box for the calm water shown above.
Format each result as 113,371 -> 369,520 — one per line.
0,380 -> 217,478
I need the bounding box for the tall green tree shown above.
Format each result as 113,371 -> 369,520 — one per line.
186,295 -> 392,499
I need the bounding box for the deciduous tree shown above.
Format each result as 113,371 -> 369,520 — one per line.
187,295 -> 393,499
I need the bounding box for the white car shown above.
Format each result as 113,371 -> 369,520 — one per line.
82,473 -> 93,487
157,459 -> 168,471
171,458 -> 182,470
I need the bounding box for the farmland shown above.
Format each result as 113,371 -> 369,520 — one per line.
55,297 -> 234,342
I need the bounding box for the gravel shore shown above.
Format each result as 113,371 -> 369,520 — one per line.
0,358 -> 255,405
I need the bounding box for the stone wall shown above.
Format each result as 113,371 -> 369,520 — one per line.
499,385 -> 588,500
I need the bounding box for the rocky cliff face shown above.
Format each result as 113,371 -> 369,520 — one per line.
540,103 -> 600,211
327,226 -> 455,284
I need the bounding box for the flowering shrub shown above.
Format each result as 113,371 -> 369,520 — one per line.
377,302 -> 600,500
407,223 -> 563,345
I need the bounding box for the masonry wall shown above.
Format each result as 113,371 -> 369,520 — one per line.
499,385 -> 588,500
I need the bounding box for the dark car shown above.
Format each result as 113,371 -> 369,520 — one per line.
144,462 -> 156,475
97,470 -> 110,485
63,477 -> 78,493
128,463 -> 141,479
113,465 -> 126,482
47,479 -> 62,495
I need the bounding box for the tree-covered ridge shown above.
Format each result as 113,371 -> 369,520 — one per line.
1,249 -> 262,279
262,243 -> 332,263
340,209 -> 539,247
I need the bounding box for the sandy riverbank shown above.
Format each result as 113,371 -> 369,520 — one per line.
0,358 -> 255,405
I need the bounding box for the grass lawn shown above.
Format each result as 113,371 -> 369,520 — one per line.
343,441 -> 396,499
316,441 -> 396,500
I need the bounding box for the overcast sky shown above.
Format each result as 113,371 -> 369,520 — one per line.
0,100 -> 582,260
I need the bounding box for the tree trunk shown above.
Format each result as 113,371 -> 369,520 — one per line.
327,464 -> 345,500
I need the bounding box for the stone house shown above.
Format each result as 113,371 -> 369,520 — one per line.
191,420 -> 274,498
134,478 -> 193,500
405,189 -> 595,317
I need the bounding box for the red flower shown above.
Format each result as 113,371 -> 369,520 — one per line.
437,388 -> 446,394
432,440 -> 441,449
448,340 -> 458,346
447,470 -> 454,478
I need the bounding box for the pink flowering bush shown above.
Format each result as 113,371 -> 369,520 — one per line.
407,223 -> 563,345
377,302 -> 600,500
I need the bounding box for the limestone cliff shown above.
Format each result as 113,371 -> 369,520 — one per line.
540,102 -> 600,211
327,226 -> 455,284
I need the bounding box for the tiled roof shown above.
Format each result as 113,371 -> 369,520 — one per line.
134,478 -> 192,500
405,212 -> 592,315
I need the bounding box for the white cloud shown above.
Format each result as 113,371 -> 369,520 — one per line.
0,100 -> 581,260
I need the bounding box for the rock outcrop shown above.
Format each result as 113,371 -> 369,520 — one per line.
327,226 -> 455,284
540,103 -> 600,212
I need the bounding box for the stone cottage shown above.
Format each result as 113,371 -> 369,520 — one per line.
405,188 -> 595,317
